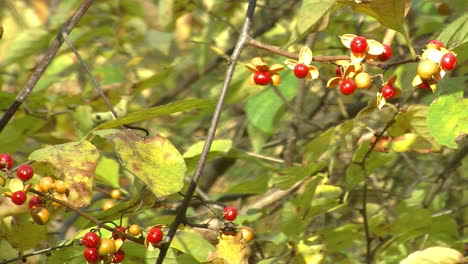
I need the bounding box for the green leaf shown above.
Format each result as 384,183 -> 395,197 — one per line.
183,140 -> 232,158
245,74 -> 297,134
303,120 -> 355,164
1,28 -> 53,66
46,246 -> 82,264
0,217 -> 48,252
392,208 -> 431,241
388,105 -> 441,151
0,115 -> 46,153
281,201 -> 307,242
95,156 -> 120,188
270,162 -> 327,190
323,224 -> 359,252
29,140 -> 100,207
288,0 -> 335,44
337,0 -> 415,58
337,0 -> 408,33
427,79 -> 468,148
345,163 -> 364,190
92,98 -> 215,131
401,247 -> 465,264
436,13 -> 468,50
171,231 -> 215,262
99,129 -> 186,198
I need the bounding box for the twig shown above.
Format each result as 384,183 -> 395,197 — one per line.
151,1 -> 298,107
284,34 -> 316,167
155,1 -> 258,263
61,30 -> 149,137
353,88 -> 418,264
29,189 -> 144,245
245,38 -> 419,69
0,241 -> 78,264
0,0 -> 97,132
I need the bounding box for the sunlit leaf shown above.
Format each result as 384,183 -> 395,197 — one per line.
171,231 -> 215,262
400,246 -> 465,264
289,0 -> 335,44
98,129 -> 186,198
29,140 -> 100,207
427,79 -> 468,149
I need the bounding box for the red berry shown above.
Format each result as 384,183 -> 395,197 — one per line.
382,84 -> 396,99
223,206 -> 238,221
440,52 -> 457,70
335,67 -> 342,77
16,164 -> 34,181
253,71 -> 271,86
29,196 -> 44,209
147,227 -> 163,244
339,79 -> 357,95
378,44 -> 392,61
350,36 -> 368,54
293,63 -> 309,79
11,191 -> 27,205
113,250 -> 125,263
419,81 -> 431,90
112,226 -> 127,240
428,40 -> 444,48
82,232 -> 101,248
0,153 -> 13,170
83,247 -> 100,262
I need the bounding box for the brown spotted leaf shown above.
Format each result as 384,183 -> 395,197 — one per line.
99,129 -> 186,198
29,140 -> 99,207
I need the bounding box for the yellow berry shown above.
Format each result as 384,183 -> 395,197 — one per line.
102,200 -> 115,211
355,72 -> 372,89
98,238 -> 116,255
30,207 -> 50,225
53,180 -> 67,194
128,224 -> 141,236
417,60 -> 439,80
110,189 -> 122,200
39,177 -> 54,192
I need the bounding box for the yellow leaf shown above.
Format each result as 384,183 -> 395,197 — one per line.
400,246 -> 465,264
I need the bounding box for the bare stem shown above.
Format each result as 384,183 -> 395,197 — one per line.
155,1 -> 258,263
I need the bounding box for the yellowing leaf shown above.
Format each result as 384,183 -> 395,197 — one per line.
400,246 -> 465,264
206,233 -> 250,264
99,129 -> 186,198
29,141 -> 99,207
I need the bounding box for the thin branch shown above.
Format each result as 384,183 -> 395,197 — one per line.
60,30 -> 149,136
29,189 -> 144,245
155,1 -> 258,263
0,241 -> 78,264
284,34 -> 316,167
245,38 -> 419,69
0,0 -> 97,132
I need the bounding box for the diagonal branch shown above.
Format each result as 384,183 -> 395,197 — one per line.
0,0 -> 97,132
155,1 -> 258,263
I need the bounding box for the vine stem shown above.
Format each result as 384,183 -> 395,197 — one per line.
154,0 -> 258,263
0,0 -> 97,132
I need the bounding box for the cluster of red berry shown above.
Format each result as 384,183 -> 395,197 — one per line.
82,224 -> 163,263
414,40 -> 457,91
0,153 -> 54,225
243,35 -> 458,108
